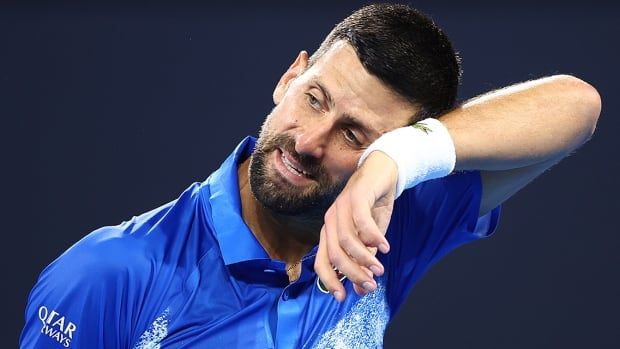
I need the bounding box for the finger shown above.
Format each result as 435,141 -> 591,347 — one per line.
329,192 -> 386,280
315,225 -> 346,302
325,203 -> 377,292
351,192 -> 390,254
352,266 -> 375,296
373,208 -> 394,239
370,196 -> 395,237
334,198 -> 385,276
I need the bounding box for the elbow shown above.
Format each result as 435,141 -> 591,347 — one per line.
574,77 -> 601,142
551,74 -> 601,141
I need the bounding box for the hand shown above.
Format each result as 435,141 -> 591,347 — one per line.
314,151 -> 399,301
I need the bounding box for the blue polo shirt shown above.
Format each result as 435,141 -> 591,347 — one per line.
21,136 -> 500,349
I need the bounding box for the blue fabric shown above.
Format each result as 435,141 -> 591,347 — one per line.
21,136 -> 500,349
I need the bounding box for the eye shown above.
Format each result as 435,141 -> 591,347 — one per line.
343,128 -> 362,146
306,93 -> 322,110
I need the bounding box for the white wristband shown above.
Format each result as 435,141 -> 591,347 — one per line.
357,118 -> 456,198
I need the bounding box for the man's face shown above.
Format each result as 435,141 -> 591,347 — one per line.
249,41 -> 418,221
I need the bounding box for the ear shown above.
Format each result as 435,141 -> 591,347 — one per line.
273,50 -> 309,105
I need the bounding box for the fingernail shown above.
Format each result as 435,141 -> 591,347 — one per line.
362,281 -> 376,292
369,265 -> 382,276
379,243 -> 390,253
333,291 -> 343,301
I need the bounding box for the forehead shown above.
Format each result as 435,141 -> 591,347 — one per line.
302,41 -> 419,135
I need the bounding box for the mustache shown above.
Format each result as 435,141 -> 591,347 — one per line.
258,133 -> 326,180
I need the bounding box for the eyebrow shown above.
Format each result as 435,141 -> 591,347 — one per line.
312,79 -> 379,139
314,80 -> 334,109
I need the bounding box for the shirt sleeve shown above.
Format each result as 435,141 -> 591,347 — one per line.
20,225 -> 152,349
381,170 -> 501,312
20,182 -> 205,349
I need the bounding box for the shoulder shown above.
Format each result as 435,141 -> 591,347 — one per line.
34,181 -> 214,298
392,170 -> 482,217
380,171 -> 499,311
34,225 -> 152,303
389,170 -> 500,241
59,181 -> 213,283
21,226 -> 150,348
21,182 -> 217,348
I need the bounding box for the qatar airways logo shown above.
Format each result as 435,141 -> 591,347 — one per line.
38,306 -> 77,347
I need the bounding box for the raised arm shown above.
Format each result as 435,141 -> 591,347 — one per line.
314,74 -> 601,301
443,74 -> 600,214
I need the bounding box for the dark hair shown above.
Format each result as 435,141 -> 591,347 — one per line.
309,3 -> 461,122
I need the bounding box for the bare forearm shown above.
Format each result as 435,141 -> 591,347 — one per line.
440,75 -> 601,171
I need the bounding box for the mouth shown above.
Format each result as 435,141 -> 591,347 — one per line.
273,148 -> 314,185
281,150 -> 310,176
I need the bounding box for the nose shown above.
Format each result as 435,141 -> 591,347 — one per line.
294,119 -> 333,159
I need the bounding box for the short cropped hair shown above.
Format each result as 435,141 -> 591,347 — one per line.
309,3 -> 461,122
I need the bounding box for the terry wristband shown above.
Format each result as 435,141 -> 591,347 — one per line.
357,118 -> 456,198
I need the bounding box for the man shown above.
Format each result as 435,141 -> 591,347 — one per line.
21,3 -> 600,348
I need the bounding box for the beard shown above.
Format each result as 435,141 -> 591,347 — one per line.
248,121 -> 346,222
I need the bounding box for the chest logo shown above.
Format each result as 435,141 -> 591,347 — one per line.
317,268 -> 347,294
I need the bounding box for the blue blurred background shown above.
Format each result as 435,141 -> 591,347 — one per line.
3,1 -> 618,347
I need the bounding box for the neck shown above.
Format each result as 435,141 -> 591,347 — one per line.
237,157 -> 320,265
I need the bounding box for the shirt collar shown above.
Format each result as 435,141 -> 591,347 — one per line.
206,137 -> 321,286
207,136 -> 275,266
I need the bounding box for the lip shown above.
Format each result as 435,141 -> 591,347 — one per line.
273,148 -> 314,186
281,149 -> 307,173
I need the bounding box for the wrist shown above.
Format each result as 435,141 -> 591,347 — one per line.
357,118 -> 456,198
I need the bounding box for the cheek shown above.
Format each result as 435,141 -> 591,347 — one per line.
322,152 -> 359,183
273,90 -> 314,128
261,107 -> 295,137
